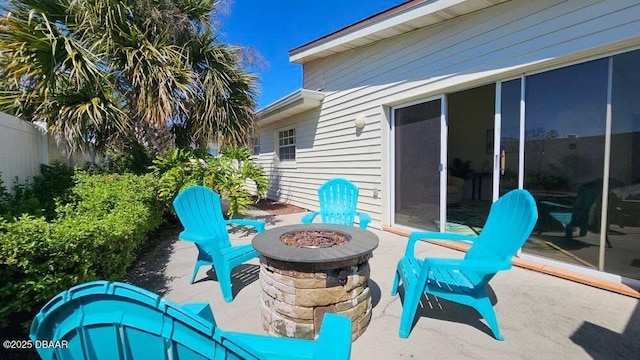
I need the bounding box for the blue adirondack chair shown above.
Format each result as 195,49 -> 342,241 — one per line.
173,185 -> 265,302
30,281 -> 352,360
537,178 -> 620,248
301,177 -> 371,229
391,189 -> 538,340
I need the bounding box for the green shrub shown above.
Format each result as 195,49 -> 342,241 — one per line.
0,172 -> 163,330
151,147 -> 269,218
0,176 -> 42,220
104,141 -> 154,175
0,163 -> 75,221
32,162 -> 75,219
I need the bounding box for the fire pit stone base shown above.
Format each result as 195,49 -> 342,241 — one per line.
259,256 -> 372,340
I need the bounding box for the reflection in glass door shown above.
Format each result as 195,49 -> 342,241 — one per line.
522,58 -> 609,270
607,49 -> 640,280
393,98 -> 442,230
499,78 -> 522,196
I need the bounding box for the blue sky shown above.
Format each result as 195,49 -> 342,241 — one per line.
218,0 -> 406,109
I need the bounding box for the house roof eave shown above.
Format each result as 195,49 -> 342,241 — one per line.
255,89 -> 325,127
289,0 -> 509,64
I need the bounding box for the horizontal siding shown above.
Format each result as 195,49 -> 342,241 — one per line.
314,0 -> 640,120
264,0 -> 640,229
255,108 -> 383,228
0,113 -> 45,186
305,0 -> 639,95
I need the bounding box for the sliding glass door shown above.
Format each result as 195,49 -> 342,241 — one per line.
521,59 -> 609,270
494,49 -> 639,281
606,50 -> 640,279
388,48 -> 640,282
392,98 -> 444,230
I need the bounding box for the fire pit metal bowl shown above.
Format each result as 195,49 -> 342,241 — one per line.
252,223 -> 379,340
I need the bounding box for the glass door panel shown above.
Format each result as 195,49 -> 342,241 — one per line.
393,99 -> 442,230
607,49 -> 640,280
446,84 -> 495,234
522,58 -> 609,270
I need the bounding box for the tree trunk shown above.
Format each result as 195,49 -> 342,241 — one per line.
133,120 -> 175,156
65,144 -> 74,167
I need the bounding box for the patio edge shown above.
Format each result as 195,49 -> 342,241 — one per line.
383,226 -> 640,299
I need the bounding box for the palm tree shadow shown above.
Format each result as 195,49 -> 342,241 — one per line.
253,214 -> 281,226
203,264 -> 260,299
535,234 -> 595,250
397,284 -> 499,338
127,229 -> 178,296
248,214 -> 282,226
570,301 -> 640,359
227,224 -> 261,237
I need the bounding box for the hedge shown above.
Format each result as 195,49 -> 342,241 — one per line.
0,172 -> 163,329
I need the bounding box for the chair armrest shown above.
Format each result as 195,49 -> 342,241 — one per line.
312,313 -> 352,360
406,231 -> 478,258
424,258 -> 512,273
226,219 -> 266,233
301,211 -> 320,224
219,333 -> 268,360
355,211 -> 371,229
221,332 -> 313,359
540,201 -> 573,209
220,313 -> 351,360
178,231 -> 212,243
181,302 -> 216,325
178,231 -> 225,262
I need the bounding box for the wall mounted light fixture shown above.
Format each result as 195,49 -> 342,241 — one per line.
355,114 -> 366,129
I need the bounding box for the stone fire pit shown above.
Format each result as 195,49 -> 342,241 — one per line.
252,224 -> 379,341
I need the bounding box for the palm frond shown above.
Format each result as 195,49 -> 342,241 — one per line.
0,0 -> 259,156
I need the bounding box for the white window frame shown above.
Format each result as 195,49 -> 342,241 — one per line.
276,127 -> 296,162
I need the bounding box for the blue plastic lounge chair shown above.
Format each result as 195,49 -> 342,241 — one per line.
30,281 -> 352,360
173,185 -> 265,302
538,179 -> 621,248
301,177 -> 371,229
391,189 -> 538,340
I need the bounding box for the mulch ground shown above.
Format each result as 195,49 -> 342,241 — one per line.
251,197 -> 308,216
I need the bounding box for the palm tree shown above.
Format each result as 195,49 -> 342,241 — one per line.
0,0 -> 258,157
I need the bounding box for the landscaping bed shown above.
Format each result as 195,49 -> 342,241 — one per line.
252,197 -> 308,215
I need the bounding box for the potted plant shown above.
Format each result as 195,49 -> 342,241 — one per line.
449,158 -> 473,179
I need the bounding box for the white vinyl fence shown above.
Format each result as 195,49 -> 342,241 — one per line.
0,112 -> 48,187
0,112 -> 98,190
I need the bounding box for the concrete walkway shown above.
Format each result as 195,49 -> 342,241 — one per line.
129,209 -> 639,360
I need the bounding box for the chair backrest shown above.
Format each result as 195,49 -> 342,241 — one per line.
30,281 -> 261,360
571,178 -> 625,229
317,177 -> 360,226
465,189 -> 538,263
173,185 -> 231,249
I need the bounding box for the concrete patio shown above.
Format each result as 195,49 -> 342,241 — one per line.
129,209 -> 640,360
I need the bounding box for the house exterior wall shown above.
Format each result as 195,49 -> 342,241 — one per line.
0,112 -> 47,187
254,108 -> 382,221
258,0 -> 640,229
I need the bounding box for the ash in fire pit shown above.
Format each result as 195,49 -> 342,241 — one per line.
280,230 -> 350,248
